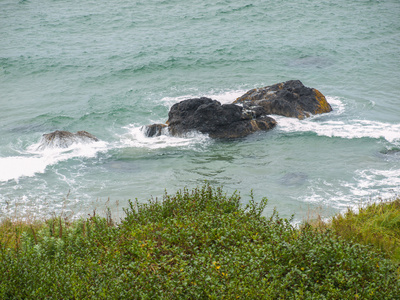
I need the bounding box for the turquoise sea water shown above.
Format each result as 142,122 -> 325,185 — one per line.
1,0 -> 400,221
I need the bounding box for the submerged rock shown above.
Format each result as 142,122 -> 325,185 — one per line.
278,172 -> 308,186
37,130 -> 99,150
234,80 -> 332,119
165,97 -> 276,138
377,147 -> 400,161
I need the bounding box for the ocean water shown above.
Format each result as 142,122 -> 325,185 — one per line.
1,0 -> 399,221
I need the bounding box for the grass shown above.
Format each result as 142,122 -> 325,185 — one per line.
1,184 -> 399,299
314,198 -> 400,263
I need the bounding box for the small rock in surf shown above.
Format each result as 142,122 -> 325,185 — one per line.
37,130 -> 99,150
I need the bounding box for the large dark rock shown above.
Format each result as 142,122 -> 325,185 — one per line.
37,130 -> 99,150
234,80 -> 332,119
165,97 -> 276,138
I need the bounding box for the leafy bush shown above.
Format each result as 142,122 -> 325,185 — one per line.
1,184 -> 399,299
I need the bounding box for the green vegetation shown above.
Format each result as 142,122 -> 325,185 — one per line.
319,198 -> 400,263
1,184 -> 399,299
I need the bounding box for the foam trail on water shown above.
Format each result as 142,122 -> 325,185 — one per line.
118,124 -> 211,150
276,117 -> 400,143
0,156 -> 51,182
160,90 -> 246,107
205,90 -> 247,104
161,94 -> 198,108
0,140 -> 108,183
325,96 -> 346,115
302,167 -> 400,212
275,97 -> 400,144
354,168 -> 400,192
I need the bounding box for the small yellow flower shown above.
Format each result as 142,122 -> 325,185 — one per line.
301,267 -> 305,271
216,265 -> 221,270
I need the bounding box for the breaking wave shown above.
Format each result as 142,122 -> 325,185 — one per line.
0,139 -> 107,183
275,97 -> 400,144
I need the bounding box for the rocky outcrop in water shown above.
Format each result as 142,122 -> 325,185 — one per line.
145,97 -> 276,138
37,130 -> 99,150
234,80 -> 332,119
166,97 -> 276,138
144,80 -> 331,138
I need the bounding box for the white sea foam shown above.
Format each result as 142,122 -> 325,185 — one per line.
0,140 -> 108,183
276,117 -> 400,143
302,167 -> 400,212
160,90 -> 247,107
326,96 -> 346,115
0,156 -> 51,182
354,168 -> 400,191
274,97 -> 400,144
118,124 -> 211,150
160,94 -> 198,108
205,90 -> 247,104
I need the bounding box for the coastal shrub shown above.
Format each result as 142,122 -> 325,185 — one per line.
0,184 -> 399,299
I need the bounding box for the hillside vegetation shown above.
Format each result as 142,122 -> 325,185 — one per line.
1,184 -> 399,299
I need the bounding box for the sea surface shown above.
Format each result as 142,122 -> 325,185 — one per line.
1,0 -> 399,222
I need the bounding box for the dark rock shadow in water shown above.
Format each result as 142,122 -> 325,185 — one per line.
278,172 -> 308,187
377,147 -> 400,161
